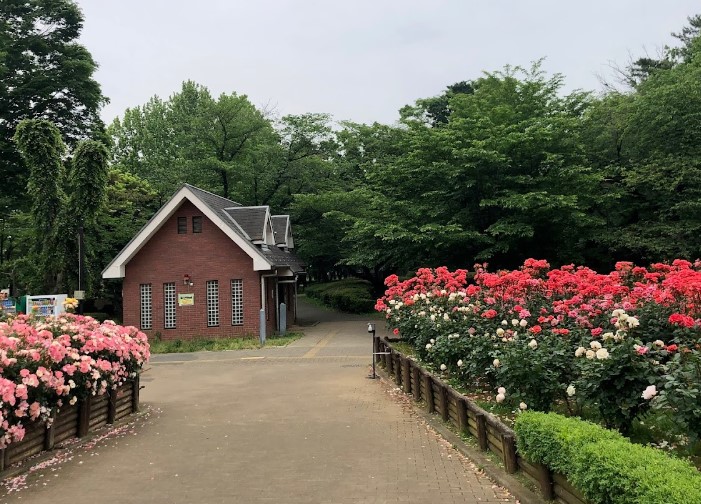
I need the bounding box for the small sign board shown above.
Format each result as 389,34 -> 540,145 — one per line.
178,293 -> 194,306
73,290 -> 85,300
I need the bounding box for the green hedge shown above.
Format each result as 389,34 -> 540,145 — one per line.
305,278 -> 375,314
514,412 -> 701,504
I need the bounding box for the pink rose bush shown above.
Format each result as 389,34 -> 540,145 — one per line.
378,260 -> 701,444
0,314 -> 149,448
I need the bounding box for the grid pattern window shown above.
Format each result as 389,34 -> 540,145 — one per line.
177,217 -> 187,234
164,283 -> 176,329
140,284 -> 152,330
192,216 -> 203,233
206,280 -> 219,327
231,279 -> 243,325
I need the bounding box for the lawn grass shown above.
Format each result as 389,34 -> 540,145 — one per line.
148,332 -> 303,354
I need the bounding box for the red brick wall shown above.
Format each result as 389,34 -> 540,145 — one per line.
123,201 -> 273,340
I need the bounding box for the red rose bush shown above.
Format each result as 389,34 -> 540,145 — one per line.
377,260 -> 701,445
0,314 -> 150,448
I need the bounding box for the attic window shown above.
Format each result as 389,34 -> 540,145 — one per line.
192,216 -> 202,233
177,217 -> 187,234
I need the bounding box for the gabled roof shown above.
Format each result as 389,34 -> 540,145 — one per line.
271,215 -> 289,247
102,184 -> 305,279
224,206 -> 268,242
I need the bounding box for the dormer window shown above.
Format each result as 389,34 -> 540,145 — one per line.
177,217 -> 187,234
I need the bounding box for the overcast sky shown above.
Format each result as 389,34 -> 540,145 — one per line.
74,1 -> 699,126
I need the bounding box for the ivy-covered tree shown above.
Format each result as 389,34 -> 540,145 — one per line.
13,119 -> 110,294
13,119 -> 66,292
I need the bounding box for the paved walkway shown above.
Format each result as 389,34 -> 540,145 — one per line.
0,299 -> 515,503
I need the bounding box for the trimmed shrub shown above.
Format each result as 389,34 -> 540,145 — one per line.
514,412 -> 623,474
571,439 -> 701,504
515,412 -> 701,504
306,279 -> 375,313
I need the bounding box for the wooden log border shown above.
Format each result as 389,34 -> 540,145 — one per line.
376,337 -> 590,504
0,379 -> 141,476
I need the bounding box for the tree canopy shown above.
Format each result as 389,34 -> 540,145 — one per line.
0,0 -> 105,210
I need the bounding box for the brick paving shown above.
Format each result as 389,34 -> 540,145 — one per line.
0,299 -> 516,503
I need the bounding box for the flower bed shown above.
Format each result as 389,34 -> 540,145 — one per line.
376,260 -> 701,453
0,313 -> 150,452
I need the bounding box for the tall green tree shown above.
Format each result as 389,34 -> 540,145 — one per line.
109,81 -> 273,202
244,113 -> 336,211
13,119 -> 66,292
0,0 -> 106,210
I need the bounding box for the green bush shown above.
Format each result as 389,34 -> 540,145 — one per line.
515,412 -> 701,504
571,439 -> 701,504
514,412 -> 623,474
306,279 -> 375,313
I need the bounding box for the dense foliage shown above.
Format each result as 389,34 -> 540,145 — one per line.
515,412 -> 701,504
0,0 -> 105,211
305,278 -> 375,314
377,260 -> 701,444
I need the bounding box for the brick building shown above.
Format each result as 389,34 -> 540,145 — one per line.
102,184 -> 305,340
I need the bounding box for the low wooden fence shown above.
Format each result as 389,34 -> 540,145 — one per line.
376,337 -> 589,504
0,376 -> 141,473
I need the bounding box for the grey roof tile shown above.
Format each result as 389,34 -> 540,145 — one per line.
224,207 -> 268,242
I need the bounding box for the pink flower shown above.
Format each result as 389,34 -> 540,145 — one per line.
642,385 -> 657,400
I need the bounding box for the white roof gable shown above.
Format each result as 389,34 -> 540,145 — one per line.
102,186 -> 273,278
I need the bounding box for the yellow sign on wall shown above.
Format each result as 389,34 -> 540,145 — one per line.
178,293 -> 194,306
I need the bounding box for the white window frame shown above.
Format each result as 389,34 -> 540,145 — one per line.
231,279 -> 243,326
164,282 -> 176,329
140,284 -> 152,330
206,280 -> 219,327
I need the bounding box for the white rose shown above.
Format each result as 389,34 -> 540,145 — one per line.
653,340 -> 664,348
496,393 -> 506,403
443,313 -> 450,321
493,358 -> 501,368
497,387 -> 506,395
440,364 -> 447,372
602,332 -> 614,341
641,385 -> 657,400
430,339 -> 436,344
590,341 -> 602,350
425,343 -> 432,350
501,320 -> 508,326
528,339 -> 538,350
575,346 -> 586,357
627,317 -> 639,328
519,319 -> 528,328
519,402 -> 528,410
596,348 -> 610,360
511,319 -> 519,327
566,385 -> 576,397
457,359 -> 464,368
585,350 -> 596,359
496,328 -> 505,336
